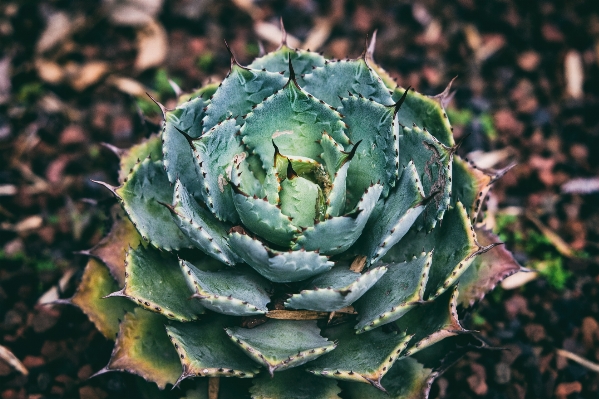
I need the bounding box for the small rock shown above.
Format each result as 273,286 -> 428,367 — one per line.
77,364 -> 93,380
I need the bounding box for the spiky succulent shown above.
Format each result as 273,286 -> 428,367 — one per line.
70,30 -> 521,399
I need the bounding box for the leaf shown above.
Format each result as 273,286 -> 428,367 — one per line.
382,203 -> 479,300
163,96 -> 207,199
110,245 -> 204,322
88,211 -> 144,286
116,158 -> 194,251
169,180 -> 241,266
118,134 -> 162,183
352,162 -> 426,263
397,124 -> 452,231
240,82 -> 349,183
451,156 -> 493,221
99,308 -> 181,390
392,87 -> 455,147
228,232 -> 334,283
307,323 -> 412,390
341,357 -> 435,399
302,59 -> 394,108
232,192 -> 300,247
226,319 -> 336,375
248,46 -> 326,86
203,64 -> 286,130
165,317 -> 260,382
458,227 -> 521,307
180,260 -> 271,316
250,368 -> 341,399
285,265 -> 387,312
354,252 -> 432,333
394,286 -> 466,356
71,259 -> 136,339
338,95 -> 397,207
293,184 -> 383,255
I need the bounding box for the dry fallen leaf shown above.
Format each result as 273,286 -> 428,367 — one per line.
0,345 -> 28,376
564,50 -> 584,100
106,75 -> 154,97
70,61 -> 109,91
35,59 -> 64,84
103,0 -> 164,27
36,12 -> 73,54
134,20 -> 168,71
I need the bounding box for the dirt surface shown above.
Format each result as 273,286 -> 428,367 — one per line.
1,0 -> 599,398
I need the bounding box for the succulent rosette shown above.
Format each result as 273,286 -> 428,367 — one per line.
69,29 -> 521,399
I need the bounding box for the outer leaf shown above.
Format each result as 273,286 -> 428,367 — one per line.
250,368 -> 341,399
354,252 -> 432,333
451,156 -> 494,221
203,64 -> 287,130
394,286 -> 466,357
307,324 -> 412,390
71,259 -> 136,339
180,260 -> 271,316
342,357 -> 435,399
458,227 -> 521,307
229,232 -> 334,282
192,118 -> 245,223
248,46 -> 326,86
88,211 -> 143,286
293,184 -> 383,255
163,96 -> 207,199
115,158 -> 193,251
382,203 -> 479,300
110,246 -> 204,322
393,87 -> 455,147
398,125 -> 452,231
226,320 -> 336,375
166,318 -> 260,382
302,59 -> 394,108
338,96 -> 397,206
353,162 -> 426,263
285,265 -> 387,312
169,180 -> 241,266
118,134 -> 162,183
98,308 -> 181,389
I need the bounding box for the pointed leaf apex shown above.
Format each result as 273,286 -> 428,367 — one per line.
367,29 -> 378,60
91,180 -> 120,197
89,367 -> 112,380
173,126 -> 195,148
146,92 -> 167,117
280,17 -> 288,47
100,142 -> 124,157
224,40 -> 243,68
103,289 -> 126,299
431,76 -> 457,108
393,86 -> 411,115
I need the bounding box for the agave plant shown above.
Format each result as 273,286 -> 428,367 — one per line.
69,27 -> 521,399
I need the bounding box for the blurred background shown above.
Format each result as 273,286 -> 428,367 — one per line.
0,0 -> 598,398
